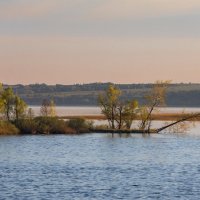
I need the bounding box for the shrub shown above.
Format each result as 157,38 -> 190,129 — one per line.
0,117 -> 92,135
0,121 -> 19,135
34,117 -> 75,134
94,124 -> 109,130
15,119 -> 37,134
67,118 -> 93,133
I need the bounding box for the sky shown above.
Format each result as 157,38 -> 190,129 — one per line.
1,0 -> 200,84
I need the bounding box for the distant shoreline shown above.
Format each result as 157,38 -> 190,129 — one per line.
7,83 -> 200,107
29,105 -> 200,108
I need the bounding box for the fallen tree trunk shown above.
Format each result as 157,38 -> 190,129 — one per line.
156,113 -> 200,133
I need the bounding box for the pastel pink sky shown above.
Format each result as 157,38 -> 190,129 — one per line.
1,0 -> 200,84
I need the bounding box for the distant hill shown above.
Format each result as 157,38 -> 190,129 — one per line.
4,83 -> 200,107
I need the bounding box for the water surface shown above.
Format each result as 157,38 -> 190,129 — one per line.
1,132 -> 200,199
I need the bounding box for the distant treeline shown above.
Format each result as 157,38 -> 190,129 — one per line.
4,83 -> 200,107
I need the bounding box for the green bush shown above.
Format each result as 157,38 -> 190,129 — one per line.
0,117 -> 93,135
15,119 -> 37,134
0,121 -> 19,135
67,118 -> 93,133
34,117 -> 75,134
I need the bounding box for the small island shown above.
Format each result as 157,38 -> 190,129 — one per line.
0,82 -> 199,136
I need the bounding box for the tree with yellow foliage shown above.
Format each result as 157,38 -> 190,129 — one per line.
99,85 -> 138,130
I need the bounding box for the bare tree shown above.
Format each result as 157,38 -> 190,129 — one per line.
27,108 -> 35,120
40,99 -> 50,117
40,99 -> 56,117
139,81 -> 170,133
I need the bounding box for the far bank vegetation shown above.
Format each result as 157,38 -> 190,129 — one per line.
0,81 -> 199,135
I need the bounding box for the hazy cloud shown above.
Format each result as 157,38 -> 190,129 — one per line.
0,0 -> 70,20
90,0 -> 200,20
1,1 -> 200,84
1,35 -> 200,84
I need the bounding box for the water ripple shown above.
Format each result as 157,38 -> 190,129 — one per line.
0,134 -> 200,199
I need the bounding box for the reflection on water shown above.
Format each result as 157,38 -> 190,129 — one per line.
1,133 -> 200,199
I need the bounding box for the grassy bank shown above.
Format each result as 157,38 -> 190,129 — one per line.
0,117 -> 93,136
59,113 -> 200,121
0,112 -> 199,136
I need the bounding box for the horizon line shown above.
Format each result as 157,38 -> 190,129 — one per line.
3,82 -> 200,86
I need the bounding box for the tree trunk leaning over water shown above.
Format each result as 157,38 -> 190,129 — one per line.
156,113 -> 200,133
